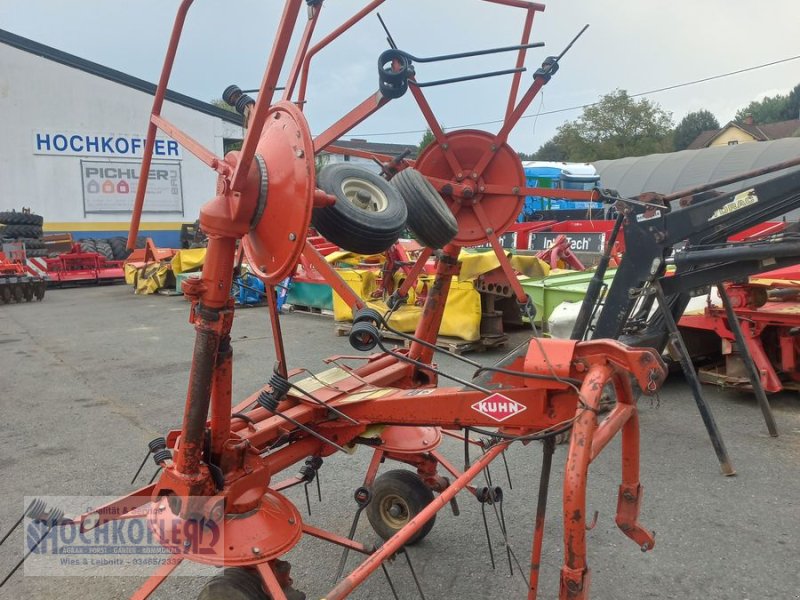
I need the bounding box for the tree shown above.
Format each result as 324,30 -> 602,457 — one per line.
733,83 -> 800,124
418,128 -> 435,153
211,98 -> 237,114
787,83 -> 800,121
532,90 -> 673,162
673,109 -> 720,150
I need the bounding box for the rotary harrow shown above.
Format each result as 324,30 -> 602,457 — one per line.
0,2 -> 672,599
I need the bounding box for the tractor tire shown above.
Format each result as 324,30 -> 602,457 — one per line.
0,284 -> 10,303
392,168 -> 458,249
109,236 -> 131,260
21,238 -> 45,250
197,568 -> 269,600
2,224 -> 43,239
0,211 -> 43,226
26,249 -> 48,258
12,284 -> 24,303
313,164 -> 407,255
22,282 -> 34,302
366,469 -> 436,545
79,239 -> 97,254
95,240 -> 114,260
34,281 -> 46,301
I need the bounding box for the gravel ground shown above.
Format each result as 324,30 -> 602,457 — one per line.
0,285 -> 798,600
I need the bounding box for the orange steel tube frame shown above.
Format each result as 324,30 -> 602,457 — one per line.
103,3 -> 669,599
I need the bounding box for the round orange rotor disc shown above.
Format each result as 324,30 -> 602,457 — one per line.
414,130 -> 525,245
243,101 -> 315,284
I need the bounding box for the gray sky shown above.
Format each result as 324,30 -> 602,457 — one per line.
2,1 -> 798,153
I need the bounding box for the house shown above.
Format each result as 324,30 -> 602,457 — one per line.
687,114 -> 800,150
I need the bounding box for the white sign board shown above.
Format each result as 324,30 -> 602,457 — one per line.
34,131 -> 181,159
81,160 -> 183,214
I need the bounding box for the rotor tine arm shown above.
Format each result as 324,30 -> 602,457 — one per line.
128,0 -> 195,250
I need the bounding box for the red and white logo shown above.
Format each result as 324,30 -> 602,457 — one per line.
471,393 -> 526,423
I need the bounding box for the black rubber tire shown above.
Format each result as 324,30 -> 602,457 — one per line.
34,281 -> 46,301
392,168 -> 458,249
366,469 -> 436,545
0,211 -> 43,226
0,285 -> 10,303
26,249 -> 48,258
109,236 -> 131,260
12,285 -> 24,303
22,283 -> 34,302
1,224 -> 42,239
79,239 -> 97,254
197,568 -> 269,600
313,164 -> 407,255
95,240 -> 113,260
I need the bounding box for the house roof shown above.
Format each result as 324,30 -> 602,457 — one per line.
328,138 -> 419,159
687,119 -> 800,150
0,28 -> 243,127
593,137 -> 800,200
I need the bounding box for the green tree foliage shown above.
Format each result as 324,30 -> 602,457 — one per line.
418,128 -> 435,153
734,83 -> 800,124
211,98 -> 237,113
532,90 -> 673,162
673,109 -> 720,150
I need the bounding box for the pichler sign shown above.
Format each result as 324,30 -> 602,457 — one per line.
33,131 -> 182,159
80,160 -> 184,214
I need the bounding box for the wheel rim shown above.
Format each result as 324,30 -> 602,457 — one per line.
341,178 -> 389,213
379,493 -> 411,529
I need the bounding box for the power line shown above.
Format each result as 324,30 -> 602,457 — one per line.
346,54 -> 800,138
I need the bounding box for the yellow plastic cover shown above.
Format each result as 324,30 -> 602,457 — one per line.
171,248 -> 206,275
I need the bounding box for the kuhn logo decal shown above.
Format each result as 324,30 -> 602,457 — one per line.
471,393 -> 526,422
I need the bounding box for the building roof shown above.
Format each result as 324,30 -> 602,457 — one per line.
0,28 -> 243,127
593,137 -> 800,199
687,119 -> 800,150
328,138 -> 419,159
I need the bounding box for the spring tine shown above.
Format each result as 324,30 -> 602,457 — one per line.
463,429 -> 471,471
497,496 -> 513,577
402,548 -> 427,600
316,471 -> 322,503
381,563 -> 401,600
481,503 -> 495,570
501,450 -> 513,490
0,525 -> 52,588
130,450 -> 152,485
148,466 -> 162,485
0,514 -> 25,547
335,509 -> 363,582
303,483 -> 312,517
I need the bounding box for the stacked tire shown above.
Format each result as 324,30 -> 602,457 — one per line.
0,211 -> 46,257
78,236 -> 145,260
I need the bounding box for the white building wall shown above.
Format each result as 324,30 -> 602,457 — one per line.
0,42 -> 243,244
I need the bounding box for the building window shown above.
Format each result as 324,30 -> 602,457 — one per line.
728,140 -> 739,146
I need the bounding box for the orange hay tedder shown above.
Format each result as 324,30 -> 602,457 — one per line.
2,2 -> 669,599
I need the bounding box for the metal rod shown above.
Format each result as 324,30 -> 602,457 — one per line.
717,285 -> 779,436
653,281 -> 736,476
528,437 -> 555,599
572,213 -> 624,340
412,67 -> 526,88
402,42 -> 544,63
663,155 -> 800,203
403,549 -> 427,600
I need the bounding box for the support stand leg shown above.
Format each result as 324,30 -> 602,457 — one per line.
653,282 -> 735,476
717,285 -> 779,436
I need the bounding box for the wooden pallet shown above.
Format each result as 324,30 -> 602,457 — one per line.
285,303 -> 334,317
334,322 -> 507,355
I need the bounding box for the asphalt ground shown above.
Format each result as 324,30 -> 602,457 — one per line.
1,285 -> 799,600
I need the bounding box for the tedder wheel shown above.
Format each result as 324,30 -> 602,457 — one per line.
197,568 -> 269,600
12,284 -> 24,303
392,168 -> 458,249
313,164 -> 407,256
366,469 -> 436,545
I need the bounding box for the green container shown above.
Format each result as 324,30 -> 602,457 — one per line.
519,269 -> 617,324
175,271 -> 202,295
286,281 -> 333,310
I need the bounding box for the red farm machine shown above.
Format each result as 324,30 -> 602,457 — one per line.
5,2 -> 800,600
0,241 -> 47,304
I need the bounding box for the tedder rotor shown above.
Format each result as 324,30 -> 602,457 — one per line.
1,2 -> 669,599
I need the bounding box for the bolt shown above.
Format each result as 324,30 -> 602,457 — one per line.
640,542 -> 651,552
441,143 -> 449,150
260,265 -> 268,272
422,439 -> 429,445
486,228 -> 494,235
183,540 -> 191,548
274,112 -> 281,120
512,186 -> 520,194
574,362 -> 586,373
479,186 -> 485,192
253,547 -> 261,555
456,172 -> 464,180
288,517 -> 295,525
566,580 -> 581,592
490,144 -> 497,152
289,232 -> 297,241
296,149 -> 305,158
471,172 -> 479,180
